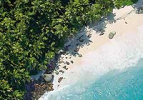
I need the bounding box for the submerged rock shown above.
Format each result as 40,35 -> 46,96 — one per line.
109,31 -> 116,39
58,77 -> 63,83
59,70 -> 64,73
66,61 -> 70,65
71,61 -> 74,63
63,66 -> 68,70
99,32 -> 104,36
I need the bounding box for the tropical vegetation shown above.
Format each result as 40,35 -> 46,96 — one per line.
0,0 -> 138,99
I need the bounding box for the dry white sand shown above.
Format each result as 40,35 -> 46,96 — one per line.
52,6 -> 143,90
39,1 -> 143,99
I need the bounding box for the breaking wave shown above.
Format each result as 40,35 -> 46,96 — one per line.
40,25 -> 143,100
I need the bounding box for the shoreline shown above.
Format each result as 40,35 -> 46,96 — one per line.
53,5 -> 143,90
39,1 -> 143,100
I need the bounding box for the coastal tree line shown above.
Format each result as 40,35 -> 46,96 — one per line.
0,0 -> 138,99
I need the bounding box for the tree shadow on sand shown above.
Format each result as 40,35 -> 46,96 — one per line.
89,12 -> 116,34
62,12 -> 117,58
46,0 -> 143,77
55,0 -> 143,66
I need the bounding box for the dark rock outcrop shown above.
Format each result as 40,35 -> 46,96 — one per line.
109,31 -> 116,39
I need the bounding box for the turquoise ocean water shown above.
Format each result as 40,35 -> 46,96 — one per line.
43,59 -> 143,100
63,59 -> 143,100
40,25 -> 143,100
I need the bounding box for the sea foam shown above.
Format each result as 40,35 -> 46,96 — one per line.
40,25 -> 143,100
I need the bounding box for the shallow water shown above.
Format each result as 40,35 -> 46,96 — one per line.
41,59 -> 143,100
65,59 -> 143,100
40,25 -> 143,100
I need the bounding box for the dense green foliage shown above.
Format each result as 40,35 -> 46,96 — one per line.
114,0 -> 138,8
0,0 -> 138,99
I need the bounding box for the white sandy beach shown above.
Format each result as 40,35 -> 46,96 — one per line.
39,0 -> 143,100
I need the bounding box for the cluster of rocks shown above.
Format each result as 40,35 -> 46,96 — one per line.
24,28 -> 104,100
24,76 -> 54,100
25,31 -> 94,99
58,77 -> 63,83
26,28 -> 114,99
32,82 -> 54,99
53,34 -> 92,84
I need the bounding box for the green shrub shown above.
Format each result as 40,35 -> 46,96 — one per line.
114,0 -> 138,8
0,0 -> 138,99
